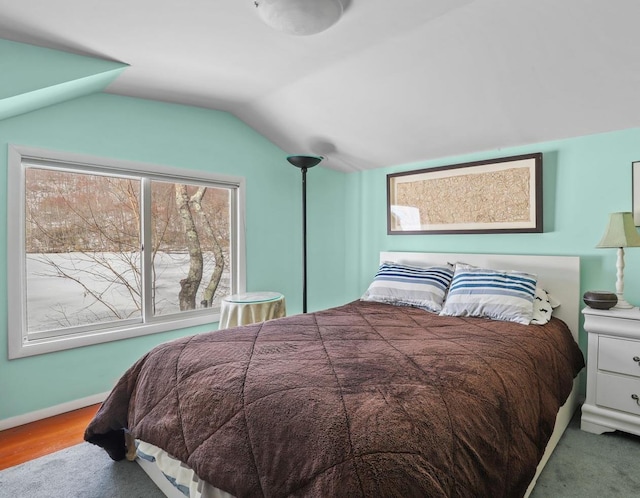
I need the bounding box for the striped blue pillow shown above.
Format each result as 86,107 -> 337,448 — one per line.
361,262 -> 454,312
439,264 -> 537,324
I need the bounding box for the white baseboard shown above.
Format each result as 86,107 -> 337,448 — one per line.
0,391 -> 110,431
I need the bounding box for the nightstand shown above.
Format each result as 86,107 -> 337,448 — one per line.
581,306 -> 640,436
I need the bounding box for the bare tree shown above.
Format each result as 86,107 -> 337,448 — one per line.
191,189 -> 225,308
175,184 -> 204,311
174,184 -> 226,310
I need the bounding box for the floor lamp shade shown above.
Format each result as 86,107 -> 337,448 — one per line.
596,211 -> 640,308
287,155 -> 323,169
287,155 -> 323,313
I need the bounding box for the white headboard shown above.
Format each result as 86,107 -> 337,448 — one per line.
380,252 -> 581,341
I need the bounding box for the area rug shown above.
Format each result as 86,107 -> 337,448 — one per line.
0,442 -> 163,498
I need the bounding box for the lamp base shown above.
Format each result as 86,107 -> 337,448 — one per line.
611,247 -> 634,309
613,297 -> 634,309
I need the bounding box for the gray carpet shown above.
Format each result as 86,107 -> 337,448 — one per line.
1,410 -> 639,497
530,410 -> 640,498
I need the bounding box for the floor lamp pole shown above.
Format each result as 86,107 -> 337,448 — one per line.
301,166 -> 309,313
286,155 -> 323,314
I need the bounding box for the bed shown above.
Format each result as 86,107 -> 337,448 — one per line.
85,252 -> 585,498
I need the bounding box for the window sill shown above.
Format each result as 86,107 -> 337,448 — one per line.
9,312 -> 221,359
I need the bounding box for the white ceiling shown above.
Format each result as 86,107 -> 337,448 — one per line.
1,0 -> 639,172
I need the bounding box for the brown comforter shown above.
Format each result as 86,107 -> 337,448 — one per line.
85,300 -> 584,498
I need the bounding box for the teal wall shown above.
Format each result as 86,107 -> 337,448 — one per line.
0,38 -> 126,121
0,93 -> 349,420
346,128 -> 640,354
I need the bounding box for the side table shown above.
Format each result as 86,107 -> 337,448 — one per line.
218,291 -> 286,330
581,306 -> 640,436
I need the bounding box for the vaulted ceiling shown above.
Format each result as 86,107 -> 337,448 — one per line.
1,0 -> 639,172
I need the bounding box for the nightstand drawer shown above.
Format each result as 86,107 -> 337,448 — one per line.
598,336 -> 640,378
596,372 -> 640,416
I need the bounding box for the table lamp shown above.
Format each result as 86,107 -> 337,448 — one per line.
596,211 -> 640,308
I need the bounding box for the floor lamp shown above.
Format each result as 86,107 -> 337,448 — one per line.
287,155 -> 323,313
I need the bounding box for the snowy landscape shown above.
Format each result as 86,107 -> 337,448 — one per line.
26,251 -> 228,332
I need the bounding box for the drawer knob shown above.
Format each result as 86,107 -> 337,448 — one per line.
635,356 -> 640,365
633,394 -> 640,406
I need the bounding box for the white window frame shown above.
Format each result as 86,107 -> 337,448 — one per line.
7,145 -> 246,359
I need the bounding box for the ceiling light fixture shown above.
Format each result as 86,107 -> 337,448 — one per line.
254,0 -> 343,36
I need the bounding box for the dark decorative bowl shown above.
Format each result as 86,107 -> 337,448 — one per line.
583,291 -> 618,310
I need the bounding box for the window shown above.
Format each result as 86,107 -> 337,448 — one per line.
8,146 -> 245,358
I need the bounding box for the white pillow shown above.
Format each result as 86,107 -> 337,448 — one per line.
439,264 -> 538,325
530,286 -> 560,325
361,262 -> 454,313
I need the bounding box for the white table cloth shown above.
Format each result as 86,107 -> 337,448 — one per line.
218,291 -> 286,330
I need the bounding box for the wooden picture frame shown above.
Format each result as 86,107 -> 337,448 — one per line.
387,153 -> 543,234
633,161 -> 640,226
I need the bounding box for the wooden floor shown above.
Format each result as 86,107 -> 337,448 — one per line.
0,404 -> 100,471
